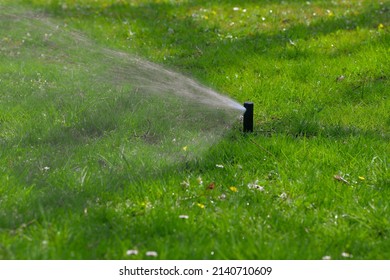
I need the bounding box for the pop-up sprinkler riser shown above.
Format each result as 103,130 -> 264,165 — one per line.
243,102 -> 254,133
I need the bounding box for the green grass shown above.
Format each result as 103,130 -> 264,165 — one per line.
0,0 -> 389,259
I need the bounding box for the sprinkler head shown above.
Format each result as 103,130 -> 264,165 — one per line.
243,102 -> 254,133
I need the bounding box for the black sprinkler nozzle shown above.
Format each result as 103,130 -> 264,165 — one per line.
243,102 -> 254,133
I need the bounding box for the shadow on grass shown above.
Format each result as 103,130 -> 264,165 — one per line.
35,0 -> 389,63
29,0 -> 389,109
254,104 -> 390,140
269,115 -> 390,140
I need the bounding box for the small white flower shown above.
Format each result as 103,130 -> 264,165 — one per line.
289,39 -> 296,46
280,192 -> 287,199
126,249 -> 138,256
146,251 -> 158,257
233,7 -> 240,11
322,255 -> 331,260
179,215 -> 189,219
128,29 -> 136,37
248,181 -> 265,192
257,186 -> 265,191
341,252 -> 353,258
216,164 -> 224,168
180,179 -> 190,188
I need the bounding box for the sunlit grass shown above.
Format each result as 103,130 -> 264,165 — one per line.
0,0 -> 389,259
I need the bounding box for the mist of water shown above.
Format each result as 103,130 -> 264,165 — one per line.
104,49 -> 246,113
1,6 -> 245,177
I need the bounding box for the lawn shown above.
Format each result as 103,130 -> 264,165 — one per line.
0,0 -> 389,259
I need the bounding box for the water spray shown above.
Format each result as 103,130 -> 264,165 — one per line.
243,102 -> 254,133
1,7 -> 249,170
